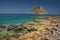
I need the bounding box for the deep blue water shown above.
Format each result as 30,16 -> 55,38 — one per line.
0,14 -> 60,25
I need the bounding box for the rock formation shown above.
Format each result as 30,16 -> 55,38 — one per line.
32,6 -> 47,14
0,16 -> 60,40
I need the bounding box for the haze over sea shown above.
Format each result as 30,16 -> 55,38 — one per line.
0,13 -> 60,25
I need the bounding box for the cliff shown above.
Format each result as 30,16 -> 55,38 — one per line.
32,6 -> 47,14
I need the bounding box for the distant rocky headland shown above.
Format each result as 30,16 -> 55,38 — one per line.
32,6 -> 47,14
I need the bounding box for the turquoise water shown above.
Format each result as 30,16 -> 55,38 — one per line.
0,14 -> 34,25
0,14 -> 60,25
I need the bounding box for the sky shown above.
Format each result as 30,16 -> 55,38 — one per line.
0,0 -> 60,14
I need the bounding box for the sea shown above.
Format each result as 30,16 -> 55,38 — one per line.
0,13 -> 60,25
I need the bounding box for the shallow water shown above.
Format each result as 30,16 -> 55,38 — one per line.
0,14 -> 33,25
0,13 -> 60,25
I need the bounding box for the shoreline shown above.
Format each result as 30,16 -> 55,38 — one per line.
0,16 -> 60,40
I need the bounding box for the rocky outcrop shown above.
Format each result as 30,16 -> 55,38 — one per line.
32,6 -> 47,14
0,16 -> 60,40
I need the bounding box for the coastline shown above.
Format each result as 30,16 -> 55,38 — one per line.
0,16 -> 60,40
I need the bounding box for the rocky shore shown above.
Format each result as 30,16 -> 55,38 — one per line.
0,16 -> 60,40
